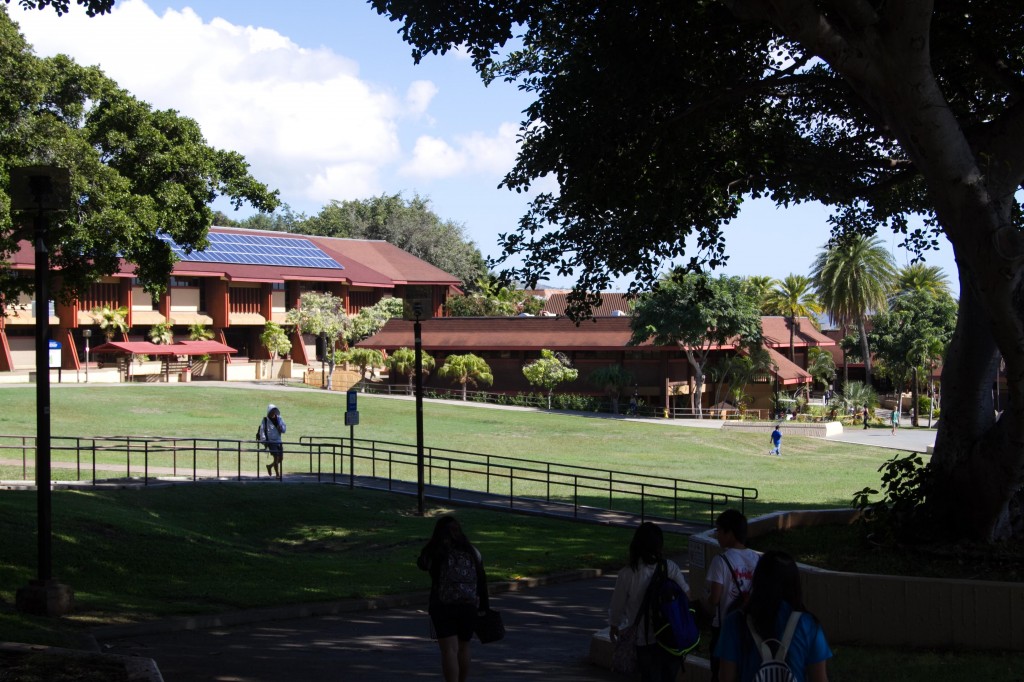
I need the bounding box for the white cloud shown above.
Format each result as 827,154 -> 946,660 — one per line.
401,122 -> 520,180
10,0 -> 404,207
401,136 -> 465,178
9,0 -> 529,217
405,80 -> 438,117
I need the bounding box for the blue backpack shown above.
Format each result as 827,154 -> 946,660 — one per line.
637,560 -> 700,656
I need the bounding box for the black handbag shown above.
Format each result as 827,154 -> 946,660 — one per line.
475,609 -> 505,643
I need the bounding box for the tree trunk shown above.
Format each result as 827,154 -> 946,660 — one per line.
685,349 -> 705,418
858,317 -> 872,387
911,367 -> 920,427
929,286 -> 1024,541
461,381 -> 468,401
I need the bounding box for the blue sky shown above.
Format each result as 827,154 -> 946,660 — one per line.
10,0 -> 960,294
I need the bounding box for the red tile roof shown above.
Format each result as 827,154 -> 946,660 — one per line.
540,293 -> 634,317
759,316 -> 835,348
359,316 -> 665,351
762,347 -> 812,385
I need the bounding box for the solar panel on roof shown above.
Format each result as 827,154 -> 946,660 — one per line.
158,231 -> 343,270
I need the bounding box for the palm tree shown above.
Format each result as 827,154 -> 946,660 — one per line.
811,236 -> 896,387
588,364 -> 634,414
188,323 -> 214,342
806,346 -> 837,394
839,379 -> 878,415
345,348 -> 386,387
765,274 -> 823,361
436,353 -> 493,401
895,263 -> 951,297
91,306 -> 129,341
147,321 -> 174,345
743,275 -> 777,315
386,347 -> 436,395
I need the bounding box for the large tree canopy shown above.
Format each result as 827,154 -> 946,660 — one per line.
372,1 -> 1024,542
631,273 -> 762,419
1,7 -> 278,304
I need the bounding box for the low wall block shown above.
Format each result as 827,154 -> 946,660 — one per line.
689,508 -> 1024,650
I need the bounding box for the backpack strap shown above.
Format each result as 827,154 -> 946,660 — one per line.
718,552 -> 743,621
747,611 -> 803,663
633,559 -> 667,634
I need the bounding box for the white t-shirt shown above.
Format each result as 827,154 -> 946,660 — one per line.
609,559 -> 690,646
705,547 -> 759,627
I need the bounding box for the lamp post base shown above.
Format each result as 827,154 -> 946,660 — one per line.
16,579 -> 74,617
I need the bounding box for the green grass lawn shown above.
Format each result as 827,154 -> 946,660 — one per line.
0,385 -> 903,518
0,484 -> 636,646
6,385 -> 1012,681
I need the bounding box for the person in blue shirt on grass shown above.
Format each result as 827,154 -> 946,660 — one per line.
769,425 -> 782,456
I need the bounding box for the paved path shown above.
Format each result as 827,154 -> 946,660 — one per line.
98,571 -> 641,682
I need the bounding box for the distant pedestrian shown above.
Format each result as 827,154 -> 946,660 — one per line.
629,392 -> 639,416
862,405 -> 870,430
418,515 -> 489,682
769,425 -> 782,456
890,409 -> 899,435
257,404 -> 286,478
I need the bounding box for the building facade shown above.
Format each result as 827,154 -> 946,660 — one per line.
1,226 -> 461,375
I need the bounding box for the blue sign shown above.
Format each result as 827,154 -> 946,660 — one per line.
48,340 -> 62,368
347,390 -> 358,412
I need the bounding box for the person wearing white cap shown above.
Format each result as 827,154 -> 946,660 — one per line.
257,404 -> 286,478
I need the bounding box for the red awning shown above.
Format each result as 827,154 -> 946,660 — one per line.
91,341 -> 237,357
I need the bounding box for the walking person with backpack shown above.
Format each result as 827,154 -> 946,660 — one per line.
715,550 -> 832,682
256,404 -> 286,479
608,522 -> 697,682
705,510 -> 760,682
417,515 -> 489,682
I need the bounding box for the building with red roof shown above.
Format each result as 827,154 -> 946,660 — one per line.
0,226 -> 461,375
357,312 -> 835,412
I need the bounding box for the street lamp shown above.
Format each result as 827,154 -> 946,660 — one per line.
320,330 -> 328,389
10,165 -> 74,616
82,328 -> 91,383
413,302 -> 425,516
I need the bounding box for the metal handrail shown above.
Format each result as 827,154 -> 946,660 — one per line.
0,434 -> 758,525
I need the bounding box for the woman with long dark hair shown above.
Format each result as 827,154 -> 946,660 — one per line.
715,550 -> 832,682
417,515 -> 489,682
608,522 -> 691,682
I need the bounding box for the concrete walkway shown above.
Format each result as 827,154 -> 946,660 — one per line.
97,571 -> 642,682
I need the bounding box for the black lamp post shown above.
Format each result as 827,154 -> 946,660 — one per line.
11,166 -> 74,617
413,303 -> 425,516
320,330 -> 328,389
82,328 -> 91,383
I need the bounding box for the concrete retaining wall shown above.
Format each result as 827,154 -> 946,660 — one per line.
689,509 -> 1024,650
721,420 -> 843,438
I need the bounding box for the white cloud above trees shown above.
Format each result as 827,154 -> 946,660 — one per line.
10,0 -> 520,210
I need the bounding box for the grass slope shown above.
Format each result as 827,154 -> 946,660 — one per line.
0,385 -> 900,516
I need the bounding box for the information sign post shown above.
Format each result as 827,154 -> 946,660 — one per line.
344,390 -> 359,487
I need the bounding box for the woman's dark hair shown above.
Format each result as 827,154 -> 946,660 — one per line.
628,522 -> 664,570
426,514 -> 473,554
746,550 -> 806,641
